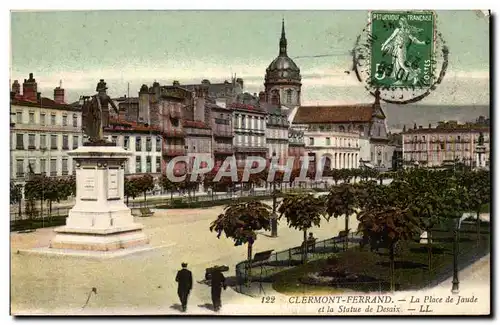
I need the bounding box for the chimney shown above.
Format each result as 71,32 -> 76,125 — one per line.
428,123 -> 432,129
11,80 -> 20,95
22,73 -> 38,101
54,80 -> 65,104
36,92 -> 41,102
236,77 -> 244,89
419,125 -> 423,129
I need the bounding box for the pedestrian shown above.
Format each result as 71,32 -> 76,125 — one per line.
210,268 -> 227,312
175,262 -> 193,312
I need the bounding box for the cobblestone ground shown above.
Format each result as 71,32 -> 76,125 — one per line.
10,201 -> 359,315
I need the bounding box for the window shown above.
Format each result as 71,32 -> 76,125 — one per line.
50,159 -> 57,176
146,137 -> 152,151
62,135 -> 69,149
135,137 -> 142,151
146,156 -> 152,172
339,125 -> 345,132
40,113 -> 46,125
40,159 -> 46,175
62,115 -> 68,126
62,158 -> 68,175
51,135 -> 58,149
28,134 -> 36,149
72,135 -> 79,149
51,114 -> 56,126
156,137 -> 161,151
124,136 -> 130,149
16,159 -> 24,178
40,134 -> 46,149
326,137 -> 331,146
29,112 -> 35,124
72,114 -> 78,127
16,111 -> 22,124
156,156 -> 161,172
136,156 -> 141,173
309,137 -> 314,145
112,136 -> 118,145
16,133 -> 24,150
286,89 -> 292,104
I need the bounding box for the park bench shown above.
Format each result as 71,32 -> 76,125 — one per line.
301,238 -> 317,253
139,207 -> 154,217
205,265 -> 229,281
338,229 -> 351,239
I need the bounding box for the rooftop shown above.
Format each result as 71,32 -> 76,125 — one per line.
293,104 -> 378,124
11,96 -> 79,112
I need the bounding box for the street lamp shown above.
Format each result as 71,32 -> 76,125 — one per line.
451,216 -> 460,294
271,182 -> 278,238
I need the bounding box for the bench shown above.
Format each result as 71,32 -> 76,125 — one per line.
139,207 -> 154,217
205,265 -> 229,281
301,239 -> 317,253
338,229 -> 351,239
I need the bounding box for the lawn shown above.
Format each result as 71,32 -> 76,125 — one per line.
272,222 -> 490,294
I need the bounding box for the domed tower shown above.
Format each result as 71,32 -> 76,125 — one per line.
264,19 -> 302,107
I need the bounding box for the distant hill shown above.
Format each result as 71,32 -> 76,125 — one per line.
383,104 -> 490,131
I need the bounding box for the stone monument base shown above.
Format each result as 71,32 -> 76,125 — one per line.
50,224 -> 149,251
44,145 -> 151,256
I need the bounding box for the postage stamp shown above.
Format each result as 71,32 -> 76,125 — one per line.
370,11 -> 436,89
352,10 -> 448,104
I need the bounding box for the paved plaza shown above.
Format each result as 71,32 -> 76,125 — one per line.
10,200 -> 359,315
10,202 -> 490,315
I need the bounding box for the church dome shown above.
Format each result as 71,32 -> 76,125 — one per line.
265,20 -> 301,85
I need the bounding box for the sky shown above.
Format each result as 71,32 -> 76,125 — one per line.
10,10 -> 490,106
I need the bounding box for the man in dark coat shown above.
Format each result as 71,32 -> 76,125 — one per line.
175,262 -> 193,312
210,268 -> 227,312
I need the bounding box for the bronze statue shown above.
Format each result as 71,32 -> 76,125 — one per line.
81,79 -> 119,144
478,132 -> 484,146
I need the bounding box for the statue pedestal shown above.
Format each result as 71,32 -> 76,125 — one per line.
50,146 -> 149,252
476,145 -> 487,169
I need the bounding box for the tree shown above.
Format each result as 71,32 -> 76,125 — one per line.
124,177 -> 140,205
278,193 -> 326,263
159,174 -> 178,200
209,201 -> 272,283
357,204 -> 420,292
10,181 -> 23,220
135,174 -> 155,204
330,169 -> 342,185
461,170 -> 490,246
325,183 -> 360,251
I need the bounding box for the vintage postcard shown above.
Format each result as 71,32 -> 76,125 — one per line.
9,9 -> 491,316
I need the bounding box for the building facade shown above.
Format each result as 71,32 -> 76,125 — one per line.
300,125 -> 361,172
10,74 -> 83,186
230,93 -> 268,168
210,101 -> 234,167
291,92 -> 392,169
288,127 -> 306,170
104,120 -> 163,175
401,119 -> 490,168
264,104 -> 289,164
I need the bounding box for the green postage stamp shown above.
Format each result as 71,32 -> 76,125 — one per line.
370,11 -> 436,88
